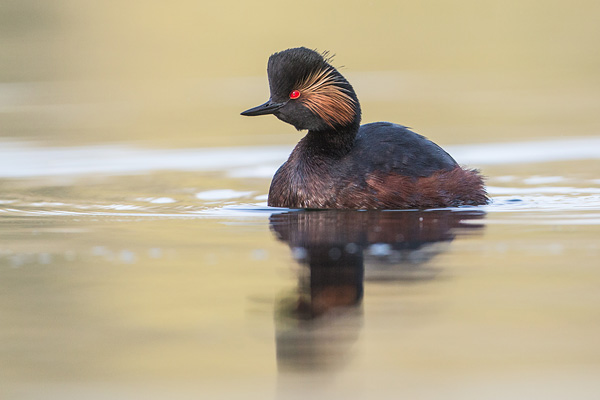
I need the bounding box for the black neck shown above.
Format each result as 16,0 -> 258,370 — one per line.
302,114 -> 361,159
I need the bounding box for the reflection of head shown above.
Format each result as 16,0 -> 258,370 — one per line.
275,305 -> 363,373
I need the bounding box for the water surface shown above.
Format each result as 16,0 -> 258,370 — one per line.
1,138 -> 599,400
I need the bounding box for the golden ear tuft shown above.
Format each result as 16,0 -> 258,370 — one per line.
295,68 -> 356,127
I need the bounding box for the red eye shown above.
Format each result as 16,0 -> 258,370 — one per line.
289,90 -> 301,99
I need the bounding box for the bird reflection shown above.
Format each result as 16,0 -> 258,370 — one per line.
269,209 -> 485,372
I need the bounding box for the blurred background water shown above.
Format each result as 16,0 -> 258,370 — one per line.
1,1 -> 600,399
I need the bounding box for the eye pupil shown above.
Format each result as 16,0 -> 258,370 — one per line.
289,90 -> 301,99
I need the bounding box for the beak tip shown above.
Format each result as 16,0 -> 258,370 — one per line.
240,100 -> 285,117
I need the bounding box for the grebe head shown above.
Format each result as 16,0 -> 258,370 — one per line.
241,47 -> 361,131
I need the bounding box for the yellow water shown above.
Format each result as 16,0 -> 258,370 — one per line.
2,2 -> 600,399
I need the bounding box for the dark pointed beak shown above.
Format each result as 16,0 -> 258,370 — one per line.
241,99 -> 286,116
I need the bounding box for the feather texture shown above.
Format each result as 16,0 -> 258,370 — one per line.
295,67 -> 357,127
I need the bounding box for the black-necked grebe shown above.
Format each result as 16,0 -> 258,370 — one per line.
241,47 -> 488,209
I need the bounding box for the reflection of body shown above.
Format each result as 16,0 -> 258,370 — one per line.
242,47 -> 488,209
270,209 -> 484,371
